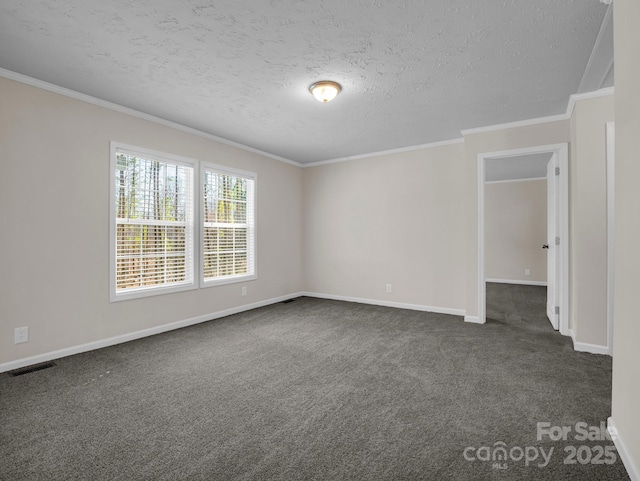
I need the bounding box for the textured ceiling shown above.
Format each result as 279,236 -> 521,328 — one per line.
0,1 -> 608,164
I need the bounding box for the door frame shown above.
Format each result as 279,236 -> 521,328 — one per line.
606,122 -> 615,355
546,158 -> 559,330
477,143 -> 569,335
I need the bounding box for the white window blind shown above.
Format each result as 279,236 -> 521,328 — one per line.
111,144 -> 195,300
202,165 -> 256,285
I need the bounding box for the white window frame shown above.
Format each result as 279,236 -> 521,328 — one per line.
200,163 -> 257,288
109,142 -> 198,302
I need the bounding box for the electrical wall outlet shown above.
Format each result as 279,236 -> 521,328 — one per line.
386,284 -> 392,294
525,268 -> 531,276
14,326 -> 28,344
241,286 -> 247,296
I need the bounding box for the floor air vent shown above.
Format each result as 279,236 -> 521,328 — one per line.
282,298 -> 296,304
8,361 -> 56,377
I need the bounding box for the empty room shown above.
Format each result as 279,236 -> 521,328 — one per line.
1,1 -> 639,480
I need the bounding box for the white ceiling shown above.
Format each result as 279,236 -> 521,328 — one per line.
0,1 -> 609,164
485,153 -> 553,182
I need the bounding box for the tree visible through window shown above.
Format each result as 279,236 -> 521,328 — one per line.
202,166 -> 256,284
112,145 -> 195,300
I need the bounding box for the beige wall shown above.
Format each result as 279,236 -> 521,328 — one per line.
612,0 -> 640,475
463,104 -> 614,350
569,94 -> 614,346
303,143 -> 466,312
0,77 -> 304,366
463,120 -> 571,321
485,179 -> 547,284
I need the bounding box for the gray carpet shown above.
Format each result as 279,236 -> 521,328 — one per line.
0,284 -> 630,480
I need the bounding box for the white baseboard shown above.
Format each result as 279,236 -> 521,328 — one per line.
573,341 -> 611,355
301,291 -> 465,317
486,278 -> 547,286
608,417 -> 640,481
464,315 -> 484,324
0,293 -> 304,374
570,330 -> 611,356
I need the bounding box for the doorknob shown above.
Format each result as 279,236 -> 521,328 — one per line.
542,244 -> 549,249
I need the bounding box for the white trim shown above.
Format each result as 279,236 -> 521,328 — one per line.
0,68 -> 301,167
606,122 -> 615,355
461,88 -> 615,137
301,292 -> 465,317
486,278 -> 547,286
303,138 -> 465,168
485,176 -> 546,185
199,162 -> 257,289
200,162 -> 257,180
566,87 -> 616,119
0,293 -> 304,374
558,145 -> 570,336
462,113 -> 569,137
475,143 -> 567,161
464,315 -> 482,324
2,68 -> 614,169
308,87 -> 613,166
570,330 -> 610,356
608,417 -> 640,481
578,4 -> 614,93
477,152 -> 487,325
110,141 -> 199,303
572,340 -> 611,355
201,274 -> 257,288
477,143 -> 569,334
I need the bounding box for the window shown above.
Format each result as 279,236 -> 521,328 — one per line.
110,143 -> 196,301
202,164 -> 256,286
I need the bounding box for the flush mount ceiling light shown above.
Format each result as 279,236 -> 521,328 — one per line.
309,81 -> 342,103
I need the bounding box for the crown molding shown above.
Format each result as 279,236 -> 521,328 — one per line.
3,66 -> 465,168
578,2 -> 614,93
565,86 -> 615,118
461,87 -> 615,138
0,68 -> 302,168
460,113 -> 569,137
2,68 -> 614,168
309,85 -> 615,165
302,138 -> 465,168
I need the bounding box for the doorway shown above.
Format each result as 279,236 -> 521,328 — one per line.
477,143 -> 569,336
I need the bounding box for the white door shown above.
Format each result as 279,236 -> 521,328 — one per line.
546,156 -> 559,330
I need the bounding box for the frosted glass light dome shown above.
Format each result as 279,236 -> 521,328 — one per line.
309,81 -> 342,103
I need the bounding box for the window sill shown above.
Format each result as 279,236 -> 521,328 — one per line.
110,282 -> 197,302
201,274 -> 257,289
